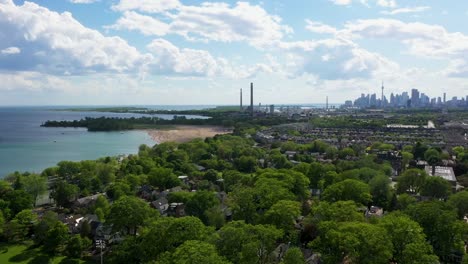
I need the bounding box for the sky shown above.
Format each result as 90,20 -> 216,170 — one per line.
0,0 -> 467,105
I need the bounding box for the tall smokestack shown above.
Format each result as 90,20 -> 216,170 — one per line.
250,82 -> 254,116
240,88 -> 243,111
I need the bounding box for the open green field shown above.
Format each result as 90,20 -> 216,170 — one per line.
0,242 -> 92,264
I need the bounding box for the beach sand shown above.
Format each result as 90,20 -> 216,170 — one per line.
146,125 -> 232,143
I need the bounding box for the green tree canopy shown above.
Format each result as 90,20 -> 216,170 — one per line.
311,221 -> 392,264
157,240 -> 231,264
107,196 -> 156,235
378,212 -> 438,264
396,168 -> 427,194
420,176 -> 451,199
322,179 -> 372,205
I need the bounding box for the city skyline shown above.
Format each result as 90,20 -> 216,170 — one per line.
1,0 -> 468,105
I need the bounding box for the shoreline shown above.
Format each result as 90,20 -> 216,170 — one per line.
144,125 -> 232,143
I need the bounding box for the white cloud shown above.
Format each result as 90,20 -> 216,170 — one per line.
329,0 -> 352,5
111,0 -> 181,13
277,38 -> 399,80
106,11 -> 169,36
146,38 -> 274,78
338,18 -> 468,78
108,2 -> 292,48
0,71 -> 73,92
1,46 -> 21,55
328,0 -> 397,8
381,6 -> 430,15
0,1 -> 152,75
376,0 -> 396,8
305,20 -> 338,34
69,0 -> 99,4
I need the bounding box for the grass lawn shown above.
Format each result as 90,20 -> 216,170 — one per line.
0,242 -> 93,264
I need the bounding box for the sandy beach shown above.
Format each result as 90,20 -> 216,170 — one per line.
146,125 -> 232,143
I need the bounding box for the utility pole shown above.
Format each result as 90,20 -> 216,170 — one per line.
96,239 -> 106,264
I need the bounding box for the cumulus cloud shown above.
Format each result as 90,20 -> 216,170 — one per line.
342,19 -> 468,59
111,0 -> 181,14
381,6 -> 430,15
146,38 -> 274,78
277,38 -> 399,80
329,0 -> 397,8
376,0 -> 396,8
305,20 -> 338,35
0,1 -> 152,75
69,0 -> 99,4
106,11 -> 169,36
1,46 -> 21,55
108,1 -> 292,48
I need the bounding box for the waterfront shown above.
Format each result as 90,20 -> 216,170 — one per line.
0,106 -> 209,177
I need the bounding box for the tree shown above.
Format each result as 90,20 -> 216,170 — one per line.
140,217 -> 210,262
106,181 -> 132,200
254,177 -> 296,211
228,186 -> 258,224
216,221 -> 283,264
22,174 -> 48,206
185,191 -> 219,224
406,201 -> 465,258
378,212 -> 438,263
424,148 -> 441,175
107,196 -> 156,235
66,234 -> 91,258
396,169 -> 427,194
6,209 -> 37,241
34,211 -> 59,245
157,240 -> 230,264
310,200 -> 364,223
396,193 -> 417,210
50,180 -> 79,208
311,221 -> 392,264
263,200 -> 301,237
235,156 -> 257,173
448,191 -> 468,219
282,247 -> 305,264
44,221 -> 69,254
2,189 -> 33,216
148,167 -> 180,190
322,179 -> 372,205
420,176 -> 451,199
369,174 -> 393,208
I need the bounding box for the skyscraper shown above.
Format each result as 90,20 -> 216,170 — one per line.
411,89 -> 420,107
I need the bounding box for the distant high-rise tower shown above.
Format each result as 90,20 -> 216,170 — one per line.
326,96 -> 329,110
381,81 -> 384,107
240,89 -> 243,111
250,82 -> 254,116
443,93 -> 446,104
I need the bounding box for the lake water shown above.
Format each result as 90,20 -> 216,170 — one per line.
0,106 -> 212,177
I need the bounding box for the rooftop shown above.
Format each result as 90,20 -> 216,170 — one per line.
424,166 -> 456,182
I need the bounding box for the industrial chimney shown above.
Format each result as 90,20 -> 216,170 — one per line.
240,88 -> 243,111
250,82 -> 254,116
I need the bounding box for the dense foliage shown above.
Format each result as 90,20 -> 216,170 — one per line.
1,127 -> 468,263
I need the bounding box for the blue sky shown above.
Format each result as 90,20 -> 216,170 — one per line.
0,0 -> 467,105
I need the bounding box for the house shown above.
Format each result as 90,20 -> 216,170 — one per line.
424,166 -> 457,189
178,175 -> 189,185
151,197 -> 169,216
365,206 -> 383,217
73,193 -> 104,209
167,203 -> 185,217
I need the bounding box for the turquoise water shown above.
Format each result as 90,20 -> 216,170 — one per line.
0,129 -> 155,177
0,106 -> 211,177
